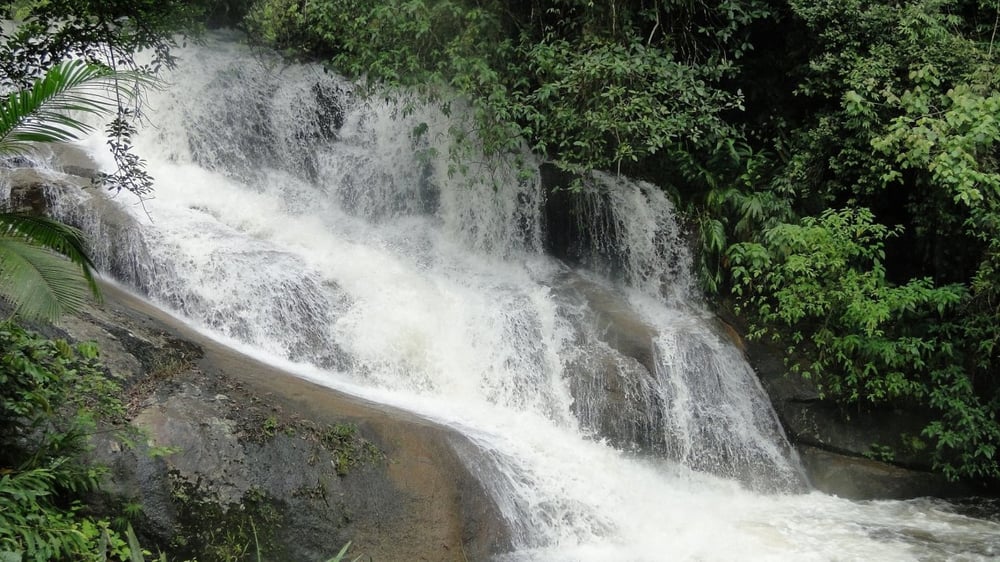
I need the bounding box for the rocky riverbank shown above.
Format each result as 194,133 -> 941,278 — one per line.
744,334 -> 982,500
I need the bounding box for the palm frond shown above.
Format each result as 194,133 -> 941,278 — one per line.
0,213 -> 100,300
0,59 -> 151,156
0,237 -> 92,322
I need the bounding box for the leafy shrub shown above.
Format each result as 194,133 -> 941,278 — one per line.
0,323 -> 136,561
729,208 -> 999,480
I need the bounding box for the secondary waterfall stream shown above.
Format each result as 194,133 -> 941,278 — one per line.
22,35 -> 1000,560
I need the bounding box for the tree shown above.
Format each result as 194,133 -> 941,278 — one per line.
0,59 -> 149,322
2,0 -> 209,198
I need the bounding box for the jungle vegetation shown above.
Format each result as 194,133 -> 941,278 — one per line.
0,3 -> 195,560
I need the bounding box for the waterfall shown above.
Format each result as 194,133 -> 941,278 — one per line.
31,34 -> 1000,560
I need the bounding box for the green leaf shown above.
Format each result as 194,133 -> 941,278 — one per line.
0,214 -> 100,301
0,60 -> 150,156
0,237 -> 92,323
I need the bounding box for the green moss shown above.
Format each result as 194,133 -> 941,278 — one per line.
262,415 -> 279,437
167,475 -> 286,562
320,423 -> 383,477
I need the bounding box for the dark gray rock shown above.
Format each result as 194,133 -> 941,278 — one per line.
742,331 -> 975,499
799,446 -> 973,500
1,150 -> 97,230
746,338 -> 820,404
782,400 -> 934,469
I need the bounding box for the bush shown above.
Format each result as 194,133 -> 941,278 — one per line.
729,208 -> 1000,480
0,323 -> 137,561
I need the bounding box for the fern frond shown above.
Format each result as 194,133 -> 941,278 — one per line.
0,238 -> 92,322
0,213 -> 100,300
0,60 -> 150,156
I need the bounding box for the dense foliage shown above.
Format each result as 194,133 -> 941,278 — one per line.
245,0 -> 770,175
0,323 -> 135,561
3,0 -> 996,485
243,0 -> 1000,482
740,0 -> 1000,481
0,5 -> 207,560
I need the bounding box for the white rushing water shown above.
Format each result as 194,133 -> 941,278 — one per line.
26,35 -> 1000,560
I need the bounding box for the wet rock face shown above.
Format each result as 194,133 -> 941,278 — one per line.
570,350 -> 663,450
746,337 -> 976,499
552,272 -> 664,452
5,169 -> 53,214
781,401 -> 934,469
541,164 -> 616,268
1,146 -> 100,223
60,287 -> 511,562
798,446 -> 974,500
3,167 -> 90,217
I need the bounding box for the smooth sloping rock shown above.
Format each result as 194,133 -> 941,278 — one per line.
553,272 -> 663,451
61,284 -> 510,561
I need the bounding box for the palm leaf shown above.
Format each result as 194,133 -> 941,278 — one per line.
0,213 -> 100,300
0,59 -> 149,156
0,237 -> 92,322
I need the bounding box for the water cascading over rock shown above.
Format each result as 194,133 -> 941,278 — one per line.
37,35 -> 812,552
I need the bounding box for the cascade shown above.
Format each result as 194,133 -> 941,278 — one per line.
25,35 -> 1000,560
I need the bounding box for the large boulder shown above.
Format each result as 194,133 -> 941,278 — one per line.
743,335 -> 976,499
59,285 -> 510,561
798,446 -> 972,500
1,144 -> 97,214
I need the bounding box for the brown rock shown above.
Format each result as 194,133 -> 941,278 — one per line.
63,284 -> 510,561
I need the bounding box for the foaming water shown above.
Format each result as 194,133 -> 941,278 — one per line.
32,35 -> 1000,560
